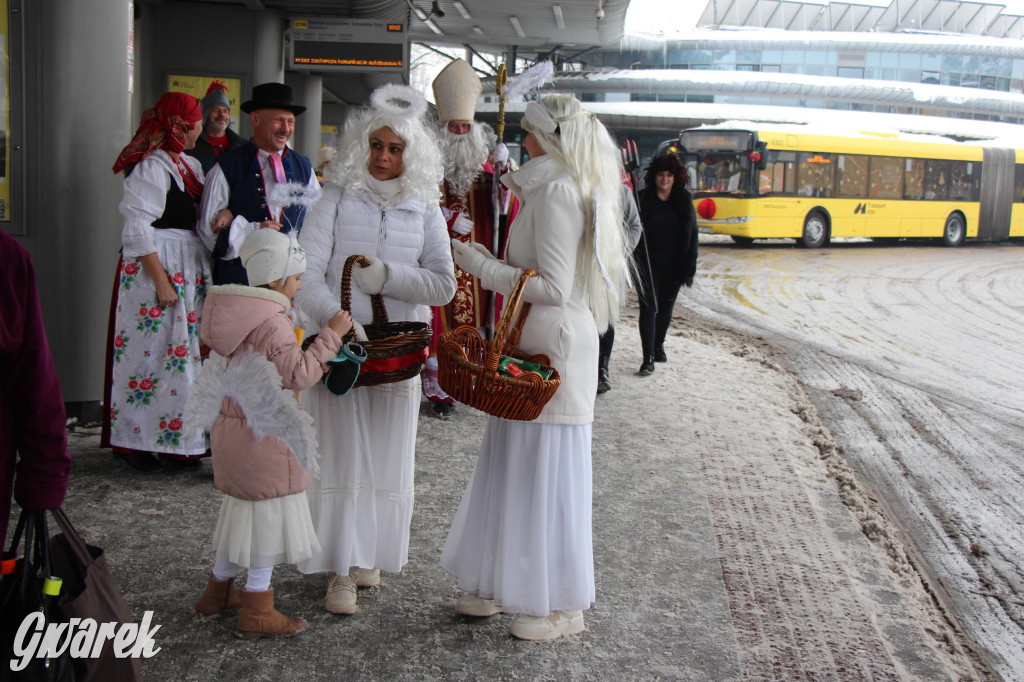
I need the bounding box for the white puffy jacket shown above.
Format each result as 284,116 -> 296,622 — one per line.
296,185 -> 456,328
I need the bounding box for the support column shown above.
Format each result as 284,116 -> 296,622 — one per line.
253,12 -> 285,85
26,0 -> 133,407
286,73 -> 323,165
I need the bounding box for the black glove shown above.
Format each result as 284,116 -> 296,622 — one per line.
682,277 -> 694,288
323,342 -> 367,396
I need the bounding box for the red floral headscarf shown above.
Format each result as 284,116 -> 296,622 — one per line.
112,92 -> 203,194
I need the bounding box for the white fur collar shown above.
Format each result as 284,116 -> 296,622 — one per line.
208,284 -> 291,309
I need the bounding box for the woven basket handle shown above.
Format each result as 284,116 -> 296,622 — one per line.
488,269 -> 536,370
340,254 -> 390,327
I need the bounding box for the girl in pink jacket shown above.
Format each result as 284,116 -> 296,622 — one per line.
185,228 -> 352,638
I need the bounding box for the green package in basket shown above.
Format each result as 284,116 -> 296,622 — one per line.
498,356 -> 553,380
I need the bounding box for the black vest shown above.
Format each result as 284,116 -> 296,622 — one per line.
152,181 -> 199,231
210,142 -> 313,285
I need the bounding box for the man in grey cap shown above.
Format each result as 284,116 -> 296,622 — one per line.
186,82 -> 245,173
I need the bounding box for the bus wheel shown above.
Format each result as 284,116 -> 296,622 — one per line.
731,236 -> 754,246
799,211 -> 829,249
942,213 -> 965,247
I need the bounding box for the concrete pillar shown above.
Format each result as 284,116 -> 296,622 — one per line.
253,12 -> 285,86
25,0 -> 133,407
286,73 -> 323,165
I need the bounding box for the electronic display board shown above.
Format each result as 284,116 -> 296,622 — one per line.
289,18 -> 407,72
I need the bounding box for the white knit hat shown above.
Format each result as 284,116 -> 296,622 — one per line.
432,58 -> 481,122
239,229 -> 307,287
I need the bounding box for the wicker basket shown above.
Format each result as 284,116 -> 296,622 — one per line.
437,269 -> 560,421
306,254 -> 431,388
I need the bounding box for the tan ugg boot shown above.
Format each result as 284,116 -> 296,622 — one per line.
194,575 -> 243,616
236,588 -> 308,639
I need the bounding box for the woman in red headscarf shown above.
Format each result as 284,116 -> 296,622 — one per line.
102,92 -> 213,472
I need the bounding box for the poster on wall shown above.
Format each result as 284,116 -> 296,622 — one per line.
321,124 -> 339,148
0,0 -> 11,222
167,75 -> 242,130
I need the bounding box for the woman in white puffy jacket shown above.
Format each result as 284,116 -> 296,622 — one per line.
294,85 -> 455,615
442,95 -> 631,641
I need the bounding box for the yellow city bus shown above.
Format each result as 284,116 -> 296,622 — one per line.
673,124 -> 1024,247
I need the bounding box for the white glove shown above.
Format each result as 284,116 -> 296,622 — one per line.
353,256 -> 388,295
351,320 -> 368,342
452,213 -> 474,236
493,143 -> 509,165
469,242 -> 495,259
451,238 -> 491,277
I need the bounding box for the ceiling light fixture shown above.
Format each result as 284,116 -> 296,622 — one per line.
552,4 -> 565,30
424,18 -> 444,34
472,25 -> 484,34
452,0 -> 471,19
509,15 -> 526,38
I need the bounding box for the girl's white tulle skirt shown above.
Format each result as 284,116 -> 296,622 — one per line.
440,418 -> 595,617
211,491 -> 321,569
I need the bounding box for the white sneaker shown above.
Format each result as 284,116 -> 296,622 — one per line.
509,610 -> 585,641
349,567 -> 380,587
325,574 -> 357,614
455,592 -> 502,617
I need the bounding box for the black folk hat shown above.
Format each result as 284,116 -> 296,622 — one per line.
240,82 -> 307,115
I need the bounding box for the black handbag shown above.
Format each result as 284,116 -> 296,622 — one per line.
0,509 -> 75,682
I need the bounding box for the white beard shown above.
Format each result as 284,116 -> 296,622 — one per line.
439,123 -> 489,198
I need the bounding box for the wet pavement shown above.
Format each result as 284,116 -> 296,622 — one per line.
687,236 -> 1024,680
16,287 -> 992,680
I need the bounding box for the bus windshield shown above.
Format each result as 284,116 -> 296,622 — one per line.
682,152 -> 754,196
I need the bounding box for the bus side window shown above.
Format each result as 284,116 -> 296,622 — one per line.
869,156 -> 904,199
924,160 -> 948,201
759,166 -> 773,195
948,161 -> 973,201
1015,164 -> 1024,202
837,154 -> 868,198
904,159 -> 925,200
798,152 -> 833,197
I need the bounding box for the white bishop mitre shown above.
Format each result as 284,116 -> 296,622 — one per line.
432,58 -> 482,122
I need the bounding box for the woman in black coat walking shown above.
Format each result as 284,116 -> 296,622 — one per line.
635,154 -> 698,376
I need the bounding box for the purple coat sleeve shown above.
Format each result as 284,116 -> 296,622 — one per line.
0,230 -> 71,547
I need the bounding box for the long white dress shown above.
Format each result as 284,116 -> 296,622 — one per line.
295,178 -> 456,575
108,152 -> 211,456
439,156 -> 599,617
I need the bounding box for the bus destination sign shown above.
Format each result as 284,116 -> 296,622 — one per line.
681,131 -> 753,152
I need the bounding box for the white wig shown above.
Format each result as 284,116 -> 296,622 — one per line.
521,94 -> 631,333
327,84 -> 443,202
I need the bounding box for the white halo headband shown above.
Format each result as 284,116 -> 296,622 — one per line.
369,84 -> 427,120
522,100 -> 592,135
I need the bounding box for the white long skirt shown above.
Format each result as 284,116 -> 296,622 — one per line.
211,491 -> 321,568
440,418 -> 595,617
297,377 -> 419,575
108,229 -> 210,455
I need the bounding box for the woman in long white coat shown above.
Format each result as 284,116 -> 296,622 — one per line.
442,95 -> 631,641
295,85 -> 455,614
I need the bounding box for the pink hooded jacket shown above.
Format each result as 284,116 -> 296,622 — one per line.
199,284 -> 341,501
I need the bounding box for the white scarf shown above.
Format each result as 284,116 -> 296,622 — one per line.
363,174 -> 403,211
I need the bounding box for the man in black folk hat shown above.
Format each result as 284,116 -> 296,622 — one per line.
198,82 -> 319,285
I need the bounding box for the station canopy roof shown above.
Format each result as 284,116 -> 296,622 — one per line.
178,0 -> 631,104
693,0 -> 1023,39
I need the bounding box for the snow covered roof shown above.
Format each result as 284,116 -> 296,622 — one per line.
477,99 -> 1024,148
620,27 -> 1024,57
510,69 -> 1024,118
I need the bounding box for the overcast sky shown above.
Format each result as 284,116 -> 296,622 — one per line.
624,0 -> 1024,35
